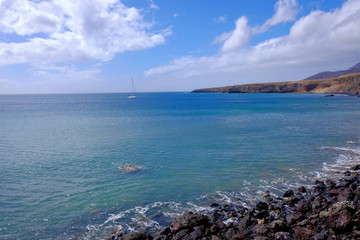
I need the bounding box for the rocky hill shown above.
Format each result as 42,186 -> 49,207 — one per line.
305,62 -> 360,80
192,73 -> 360,96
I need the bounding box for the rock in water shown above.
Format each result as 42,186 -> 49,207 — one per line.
119,165 -> 141,172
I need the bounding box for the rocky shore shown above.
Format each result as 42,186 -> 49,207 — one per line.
108,165 -> 360,240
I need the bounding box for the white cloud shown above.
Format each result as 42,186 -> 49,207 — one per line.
0,0 -> 170,66
218,17 -> 251,52
253,0 -> 298,34
266,0 -> 299,26
145,0 -> 360,83
215,0 -> 298,53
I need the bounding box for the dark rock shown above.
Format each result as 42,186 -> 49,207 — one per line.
286,195 -> 300,205
253,236 -> 269,240
123,232 -> 153,240
225,228 -> 239,239
325,179 -> 336,188
329,189 -> 339,196
251,224 -> 270,235
256,202 -> 268,211
160,227 -> 170,235
292,227 -> 316,240
210,210 -> 223,223
171,213 -> 209,232
189,228 -> 203,239
283,189 -> 294,198
193,225 -> 205,235
298,186 -> 307,193
210,203 -> 219,208
238,216 -> 255,231
295,201 -> 310,213
327,210 -> 352,233
173,230 -> 187,240
338,188 -> 354,201
313,233 -> 326,240
352,165 -> 360,170
231,233 -> 245,240
254,210 -> 268,219
314,181 -> 326,192
268,220 -> 288,232
209,225 -> 220,234
215,219 -> 225,229
274,231 -> 291,240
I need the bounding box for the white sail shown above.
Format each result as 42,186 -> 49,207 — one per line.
128,78 -> 137,99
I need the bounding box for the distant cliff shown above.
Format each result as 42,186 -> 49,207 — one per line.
192,73 -> 360,96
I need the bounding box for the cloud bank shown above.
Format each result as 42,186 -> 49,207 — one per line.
145,0 -> 360,82
0,0 -> 170,66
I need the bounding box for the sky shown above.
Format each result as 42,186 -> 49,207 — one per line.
0,0 -> 359,94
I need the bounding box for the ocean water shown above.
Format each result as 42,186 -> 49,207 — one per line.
0,92 -> 359,239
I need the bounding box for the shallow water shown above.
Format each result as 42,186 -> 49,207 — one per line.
0,93 -> 359,239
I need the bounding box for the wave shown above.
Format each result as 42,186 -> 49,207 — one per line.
78,141 -> 360,239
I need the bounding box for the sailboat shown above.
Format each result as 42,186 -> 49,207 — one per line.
128,78 -> 137,99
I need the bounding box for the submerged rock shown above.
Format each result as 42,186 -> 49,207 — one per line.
119,164 -> 141,172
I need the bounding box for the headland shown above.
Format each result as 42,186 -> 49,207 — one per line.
192,73 -> 360,96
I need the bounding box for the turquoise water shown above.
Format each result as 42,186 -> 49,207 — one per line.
0,93 -> 360,239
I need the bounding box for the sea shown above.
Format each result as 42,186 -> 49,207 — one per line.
0,92 -> 359,239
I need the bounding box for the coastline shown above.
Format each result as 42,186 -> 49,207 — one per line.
191,73 -> 360,96
110,165 -> 360,240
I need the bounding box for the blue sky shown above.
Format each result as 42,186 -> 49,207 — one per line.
0,0 -> 359,93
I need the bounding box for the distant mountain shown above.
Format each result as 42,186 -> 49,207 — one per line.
305,62 -> 360,80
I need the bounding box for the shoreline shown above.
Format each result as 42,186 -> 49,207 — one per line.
109,165 -> 360,240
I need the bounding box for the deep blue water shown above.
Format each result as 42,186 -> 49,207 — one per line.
0,92 -> 359,239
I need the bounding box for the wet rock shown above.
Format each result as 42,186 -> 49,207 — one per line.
171,213 -> 209,232
210,210 -> 223,223
283,189 -> 294,198
261,193 -> 270,198
210,203 -> 219,208
254,210 -> 268,219
256,202 -> 268,211
351,165 -> 360,170
123,232 -> 153,240
160,227 -> 170,235
286,195 -> 300,205
298,186 -> 307,193
314,181 -> 326,192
